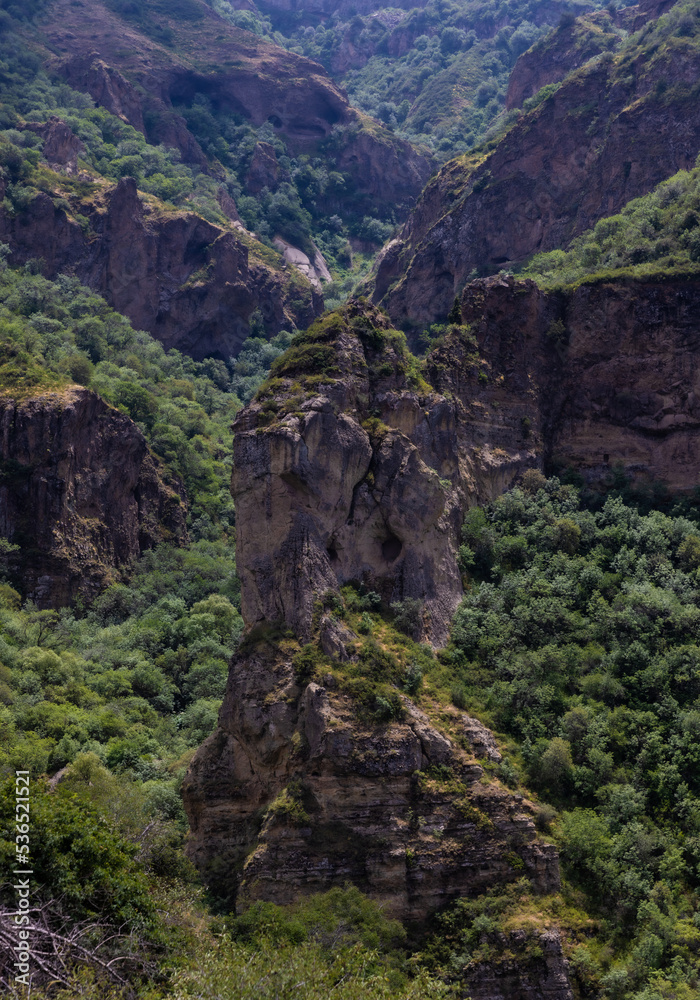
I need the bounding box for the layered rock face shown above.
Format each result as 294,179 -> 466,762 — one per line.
183,303 -> 563,945
372,13 -> 700,327
0,178 -> 319,359
463,929 -> 574,1000
184,644 -> 560,923
460,273 -> 700,492
0,386 -> 186,607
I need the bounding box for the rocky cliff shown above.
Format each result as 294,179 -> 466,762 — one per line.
230,301 -> 542,647
372,3 -> 700,328
183,301 -> 569,989
184,641 -> 561,923
504,0 -> 677,112
229,272 -> 700,645
455,271 -> 700,493
0,386 -> 187,607
505,11 -> 621,111
185,269 -> 700,941
0,176 -> 319,360
39,0 -> 431,208
181,298 -> 586,996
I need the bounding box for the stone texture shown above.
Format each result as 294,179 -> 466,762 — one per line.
273,237 -> 332,291
246,142 -> 285,194
0,386 -> 187,607
183,644 -> 560,922
458,272 -> 700,493
232,306 -> 470,646
58,52 -> 147,134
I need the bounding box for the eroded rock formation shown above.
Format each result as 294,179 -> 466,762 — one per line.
372,10 -> 700,328
184,645 -> 560,923
0,386 -> 187,606
185,275 -> 700,942
183,302 -> 564,950
0,177 -> 320,359
230,302 -> 541,647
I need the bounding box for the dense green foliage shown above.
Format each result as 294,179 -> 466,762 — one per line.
181,887 -> 453,1000
0,550 -> 242,779
0,775 -> 160,929
0,33 -> 232,226
446,475 -> 700,997
0,258 -> 243,528
260,0 -> 607,159
521,157 -> 700,287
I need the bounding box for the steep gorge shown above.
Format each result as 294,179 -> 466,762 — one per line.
5,0 -> 700,994
40,0 -> 432,208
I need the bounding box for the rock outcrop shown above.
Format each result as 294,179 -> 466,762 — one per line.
0,386 -> 187,607
184,646 -> 560,922
183,270 -> 700,992
505,11 -> 621,111
372,6 -> 700,328
183,301 -> 562,939
463,929 -> 574,1000
273,237 -> 331,290
246,142 -> 286,195
230,302 -> 541,647
57,52 -> 147,134
0,178 -> 320,359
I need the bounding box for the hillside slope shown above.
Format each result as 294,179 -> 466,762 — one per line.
371,0 -> 700,328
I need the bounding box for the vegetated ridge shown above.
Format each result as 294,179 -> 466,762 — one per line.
370,0 -> 700,329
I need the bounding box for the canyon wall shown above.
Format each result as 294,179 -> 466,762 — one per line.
460,272 -> 700,492
0,177 -> 319,360
372,11 -> 700,328
0,386 -> 187,607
